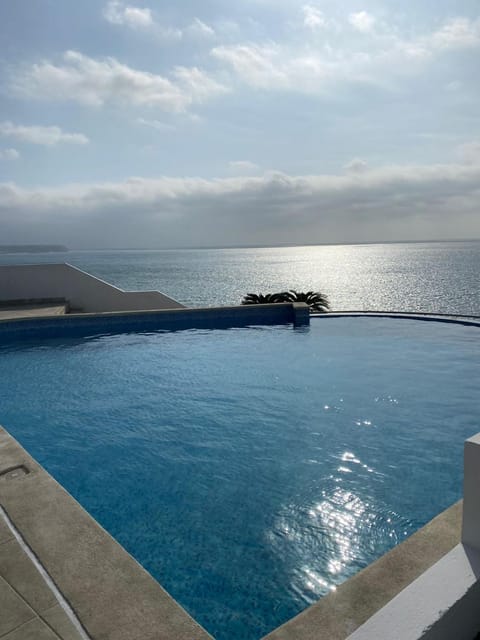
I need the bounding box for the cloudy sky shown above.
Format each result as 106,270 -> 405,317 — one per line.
0,0 -> 479,248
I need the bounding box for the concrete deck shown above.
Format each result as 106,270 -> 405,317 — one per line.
0,427 -> 213,640
0,512 -> 84,639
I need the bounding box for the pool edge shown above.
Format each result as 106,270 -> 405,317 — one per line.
0,302 -> 310,341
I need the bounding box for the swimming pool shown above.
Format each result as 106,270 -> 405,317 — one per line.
0,316 -> 479,639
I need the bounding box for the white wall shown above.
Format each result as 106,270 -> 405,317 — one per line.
346,543 -> 480,640
0,264 -> 185,312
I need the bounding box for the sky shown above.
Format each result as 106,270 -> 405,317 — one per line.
0,0 -> 479,249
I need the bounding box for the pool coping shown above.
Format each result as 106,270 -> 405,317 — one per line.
0,302 -> 310,341
262,502 -> 463,640
1,307 -> 479,341
310,311 -> 480,327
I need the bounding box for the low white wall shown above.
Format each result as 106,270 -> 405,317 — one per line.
347,543 -> 480,640
462,434 -> 480,548
0,264 -> 185,312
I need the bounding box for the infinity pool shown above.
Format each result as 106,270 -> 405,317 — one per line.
0,317 -> 479,639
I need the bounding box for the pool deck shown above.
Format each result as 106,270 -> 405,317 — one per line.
0,427 -> 213,640
0,514 -> 84,639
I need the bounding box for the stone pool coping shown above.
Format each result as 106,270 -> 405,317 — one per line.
262,502 -> 462,639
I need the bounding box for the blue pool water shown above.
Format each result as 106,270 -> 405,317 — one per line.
0,317 -> 479,639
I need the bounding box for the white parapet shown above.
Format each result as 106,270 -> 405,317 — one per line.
346,432 -> 480,640
0,263 -> 185,313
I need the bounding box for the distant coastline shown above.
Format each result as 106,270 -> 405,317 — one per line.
86,238 -> 480,252
0,244 -> 68,254
1,240 -> 477,254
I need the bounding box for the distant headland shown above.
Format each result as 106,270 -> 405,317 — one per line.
0,245 -> 68,254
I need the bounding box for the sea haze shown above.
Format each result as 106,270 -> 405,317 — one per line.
0,241 -> 478,315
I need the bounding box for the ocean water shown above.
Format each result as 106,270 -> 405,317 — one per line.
0,241 -> 479,314
1,318 -> 479,639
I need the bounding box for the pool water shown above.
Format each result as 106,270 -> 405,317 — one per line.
0,317 -> 479,639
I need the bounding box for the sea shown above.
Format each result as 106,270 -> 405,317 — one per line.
0,241 -> 479,315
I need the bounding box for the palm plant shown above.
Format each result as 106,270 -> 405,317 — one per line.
283,290 -> 330,313
241,290 -> 330,313
241,292 -> 288,305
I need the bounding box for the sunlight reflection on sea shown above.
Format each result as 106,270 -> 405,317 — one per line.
1,241 -> 478,314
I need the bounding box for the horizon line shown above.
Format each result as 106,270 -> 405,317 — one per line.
74,238 -> 480,251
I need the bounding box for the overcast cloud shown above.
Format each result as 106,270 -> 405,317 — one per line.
2,160 -> 478,248
0,1 -> 479,248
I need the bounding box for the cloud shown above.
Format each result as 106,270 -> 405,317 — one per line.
303,5 -> 326,30
348,11 -> 376,33
186,18 -> 215,39
1,160 -> 479,247
344,158 -> 369,174
211,16 -> 480,94
228,160 -> 260,174
456,141 -> 480,164
173,66 -> 225,103
103,1 -> 153,28
136,117 -> 175,132
0,148 -> 19,161
211,44 -> 290,89
429,17 -> 480,51
0,121 -> 89,146
392,17 -> 480,61
103,3 -> 214,42
12,51 -> 227,112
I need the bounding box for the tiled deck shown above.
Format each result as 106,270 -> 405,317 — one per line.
0,515 -> 82,639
